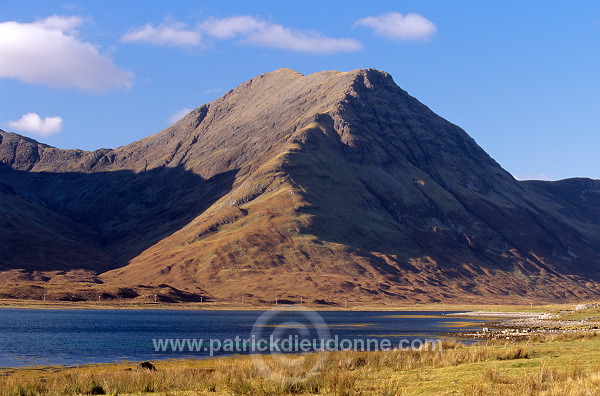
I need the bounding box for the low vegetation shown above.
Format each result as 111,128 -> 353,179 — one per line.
1,332 -> 599,395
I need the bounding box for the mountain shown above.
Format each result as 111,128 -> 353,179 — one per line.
1,68 -> 599,303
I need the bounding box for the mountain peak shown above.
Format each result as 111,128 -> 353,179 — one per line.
0,68 -> 599,303
236,68 -> 396,98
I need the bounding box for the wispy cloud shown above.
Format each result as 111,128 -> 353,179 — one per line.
513,173 -> 554,181
199,15 -> 262,39
122,20 -> 202,48
355,12 -> 437,42
201,16 -> 362,53
60,3 -> 85,12
0,15 -> 133,93
200,88 -> 224,95
8,113 -> 63,137
122,15 -> 362,54
168,107 -> 193,124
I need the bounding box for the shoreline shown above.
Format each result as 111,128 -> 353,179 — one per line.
0,298 -> 578,312
1,304 -> 598,369
446,304 -> 600,340
2,332 -> 600,395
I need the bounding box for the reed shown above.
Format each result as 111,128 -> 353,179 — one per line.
1,332 -> 599,395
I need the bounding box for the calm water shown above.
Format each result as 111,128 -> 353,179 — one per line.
0,309 -> 483,368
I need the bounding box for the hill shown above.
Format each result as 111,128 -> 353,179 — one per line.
1,68 -> 599,303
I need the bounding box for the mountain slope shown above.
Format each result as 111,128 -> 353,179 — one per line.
0,178 -> 113,272
1,68 -> 599,303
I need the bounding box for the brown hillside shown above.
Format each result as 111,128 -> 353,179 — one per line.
1,68 -> 599,303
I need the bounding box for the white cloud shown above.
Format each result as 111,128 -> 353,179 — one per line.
61,3 -> 85,12
8,113 -> 63,137
513,173 -> 554,181
123,15 -> 362,54
0,16 -> 133,93
244,23 -> 362,53
122,20 -> 202,48
203,16 -> 362,53
37,15 -> 82,33
168,107 -> 193,124
200,16 -> 263,39
200,88 -> 224,95
355,12 -> 437,41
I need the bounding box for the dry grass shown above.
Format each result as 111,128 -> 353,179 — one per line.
1,299 -> 590,313
1,333 -> 600,395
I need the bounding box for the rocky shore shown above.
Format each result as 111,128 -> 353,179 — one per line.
445,304 -> 600,340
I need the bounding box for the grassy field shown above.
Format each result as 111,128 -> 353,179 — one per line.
1,332 -> 599,395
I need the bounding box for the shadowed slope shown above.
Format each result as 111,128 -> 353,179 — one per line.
0,179 -> 113,272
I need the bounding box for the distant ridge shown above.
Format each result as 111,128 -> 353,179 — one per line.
1,68 -> 599,303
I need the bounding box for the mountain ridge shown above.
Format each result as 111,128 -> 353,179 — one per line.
1,68 -> 599,303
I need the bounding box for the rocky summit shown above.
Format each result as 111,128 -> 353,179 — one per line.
1,68 -> 599,303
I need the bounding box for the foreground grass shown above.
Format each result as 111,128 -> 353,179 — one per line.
1,333 -> 600,395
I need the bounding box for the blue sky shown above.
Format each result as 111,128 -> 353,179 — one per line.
1,1 -> 598,180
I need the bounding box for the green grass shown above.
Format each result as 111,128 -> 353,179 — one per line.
1,333 -> 600,395
558,306 -> 600,321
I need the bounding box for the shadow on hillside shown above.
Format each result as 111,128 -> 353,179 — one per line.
283,114 -> 600,284
0,165 -> 239,271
